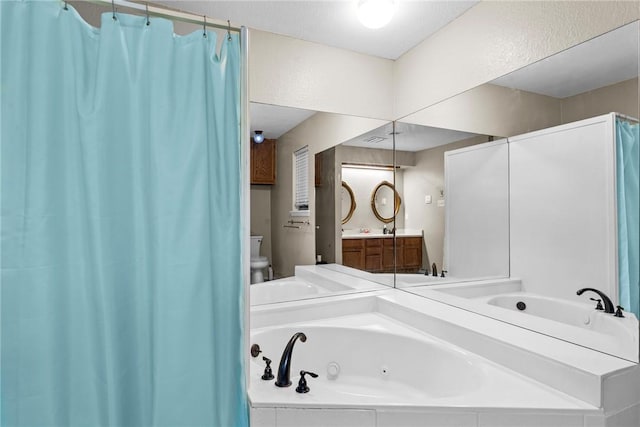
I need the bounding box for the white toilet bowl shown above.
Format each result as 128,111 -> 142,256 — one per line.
250,235 -> 269,284
250,256 -> 269,284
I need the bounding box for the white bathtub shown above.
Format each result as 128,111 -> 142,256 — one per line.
249,312 -> 593,409
485,292 -> 614,330
479,292 -> 638,347
250,279 -> 331,305
412,281 -> 640,362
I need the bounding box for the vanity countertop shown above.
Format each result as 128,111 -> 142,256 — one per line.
342,229 -> 422,239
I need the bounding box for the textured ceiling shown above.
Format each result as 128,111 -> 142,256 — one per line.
157,1 -> 479,60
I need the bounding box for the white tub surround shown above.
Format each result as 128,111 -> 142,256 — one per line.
409,280 -> 640,363
250,280 -> 333,306
249,290 -> 640,427
295,265 -> 391,291
250,265 -> 390,306
251,313 -> 594,410
393,272 -> 465,287
341,228 -> 423,239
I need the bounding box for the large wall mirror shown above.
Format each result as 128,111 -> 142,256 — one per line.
397,21 -> 640,362
250,105 -> 393,305
248,17 -> 639,362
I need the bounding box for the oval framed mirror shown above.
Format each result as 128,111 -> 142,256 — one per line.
371,180 -> 401,223
341,181 -> 356,224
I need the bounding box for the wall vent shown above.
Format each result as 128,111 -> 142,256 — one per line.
362,136 -> 387,144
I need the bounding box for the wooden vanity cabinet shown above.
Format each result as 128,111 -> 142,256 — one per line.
342,236 -> 423,273
250,138 -> 276,184
342,238 -> 365,270
382,238 -> 397,271
400,237 -> 423,273
364,239 -> 383,272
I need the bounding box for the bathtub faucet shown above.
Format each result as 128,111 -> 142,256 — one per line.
432,263 -> 438,277
576,288 -> 615,313
275,332 -> 307,387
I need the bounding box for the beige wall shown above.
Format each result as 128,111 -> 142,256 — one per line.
400,84 -> 561,138
315,148 -> 337,264
271,113 -> 389,278
403,135 -> 490,271
250,30 -> 395,120
394,1 -> 639,119
250,185 -> 272,263
403,77 -> 640,140
561,78 -> 639,124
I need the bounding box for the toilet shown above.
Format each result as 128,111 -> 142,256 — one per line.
250,235 -> 269,284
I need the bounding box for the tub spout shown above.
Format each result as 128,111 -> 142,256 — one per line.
577,288 -> 615,314
275,332 -> 307,387
432,263 -> 438,277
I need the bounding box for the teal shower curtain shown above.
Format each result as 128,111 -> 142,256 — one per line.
616,118 -> 640,319
1,1 -> 248,426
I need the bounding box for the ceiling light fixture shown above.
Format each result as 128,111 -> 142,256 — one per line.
253,130 -> 265,144
357,0 -> 397,29
343,163 -> 395,171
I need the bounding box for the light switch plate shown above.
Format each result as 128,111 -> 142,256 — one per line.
424,195 -> 432,204
437,199 -> 445,207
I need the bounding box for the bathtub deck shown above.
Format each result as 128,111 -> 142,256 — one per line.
249,312 -> 597,412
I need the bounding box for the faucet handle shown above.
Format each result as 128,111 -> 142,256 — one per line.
440,270 -> 448,278
295,370 -> 319,394
615,306 -> 625,318
261,356 -> 275,380
589,298 -> 604,310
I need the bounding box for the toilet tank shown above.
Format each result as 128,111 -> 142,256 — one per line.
250,235 -> 263,258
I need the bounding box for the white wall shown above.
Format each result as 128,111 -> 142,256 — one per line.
403,136 -> 489,271
509,115 -> 617,302
444,140 -> 511,279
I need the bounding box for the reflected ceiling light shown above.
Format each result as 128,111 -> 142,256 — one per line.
253,130 -> 264,144
343,163 -> 395,171
357,0 -> 397,29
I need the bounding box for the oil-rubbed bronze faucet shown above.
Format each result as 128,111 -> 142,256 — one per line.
432,263 -> 438,277
275,332 -> 307,387
577,288 -> 615,313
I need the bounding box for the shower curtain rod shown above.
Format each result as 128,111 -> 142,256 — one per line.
616,113 -> 639,123
85,0 -> 242,32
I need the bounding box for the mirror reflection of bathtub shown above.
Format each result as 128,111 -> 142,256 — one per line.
250,265 -> 389,306
409,280 -> 639,363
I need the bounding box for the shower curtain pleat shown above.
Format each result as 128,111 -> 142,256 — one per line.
616,118 -> 640,319
1,1 -> 248,426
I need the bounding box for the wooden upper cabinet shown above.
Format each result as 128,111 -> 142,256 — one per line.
251,138 -> 276,185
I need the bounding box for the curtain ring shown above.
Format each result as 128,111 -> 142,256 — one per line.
227,20 -> 232,41
111,0 -> 117,20
203,16 -> 207,38
145,3 -> 150,26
